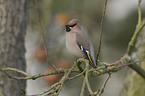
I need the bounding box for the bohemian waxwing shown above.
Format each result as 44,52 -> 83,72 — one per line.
65,19 -> 97,68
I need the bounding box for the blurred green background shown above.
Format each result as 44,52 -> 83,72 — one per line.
25,0 -> 145,96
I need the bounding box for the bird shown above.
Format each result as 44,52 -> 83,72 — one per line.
65,19 -> 97,68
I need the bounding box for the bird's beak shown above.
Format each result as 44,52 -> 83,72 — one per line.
65,24 -> 71,32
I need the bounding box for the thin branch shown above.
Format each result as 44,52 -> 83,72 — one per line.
1,59 -> 145,80
68,69 -> 86,80
40,61 -> 78,96
104,59 -> 145,66
34,0 -> 56,69
2,67 -> 31,77
128,64 -> 145,79
127,0 -> 144,55
119,59 -> 145,67
90,59 -> 145,79
86,70 -> 93,95
17,80 -> 26,95
96,0 -> 107,60
3,68 -> 79,80
127,20 -> 145,55
39,82 -> 61,96
137,0 -> 142,26
77,61 -> 85,74
0,68 -> 26,95
96,73 -> 111,96
80,77 -> 86,96
85,60 -> 93,95
0,68 -> 17,79
126,0 -> 145,79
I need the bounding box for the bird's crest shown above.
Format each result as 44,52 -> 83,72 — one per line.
65,19 -> 80,32
67,19 -> 80,26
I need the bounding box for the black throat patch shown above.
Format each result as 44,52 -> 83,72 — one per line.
65,25 -> 71,32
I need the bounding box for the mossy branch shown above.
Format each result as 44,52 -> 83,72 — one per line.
126,0 -> 145,79
1,58 -> 145,81
0,58 -> 145,96
127,20 -> 145,55
137,0 -> 142,26
127,0 -> 144,55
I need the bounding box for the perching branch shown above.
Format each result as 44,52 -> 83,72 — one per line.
1,58 -> 145,81
1,58 -> 145,96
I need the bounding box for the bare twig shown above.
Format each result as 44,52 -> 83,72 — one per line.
1,68 -> 79,80
85,60 -> 93,95
77,61 -> 85,74
86,70 -> 93,95
119,59 -> 145,67
0,68 -> 26,95
39,60 -> 78,96
68,69 -> 86,80
80,77 -> 86,96
0,68 -> 20,80
34,0 -> 56,69
96,0 -> 108,60
2,67 -> 31,77
96,73 -> 111,96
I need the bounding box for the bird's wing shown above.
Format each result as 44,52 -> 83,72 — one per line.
76,32 -> 97,68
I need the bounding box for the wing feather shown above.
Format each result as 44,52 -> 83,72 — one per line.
76,32 -> 97,68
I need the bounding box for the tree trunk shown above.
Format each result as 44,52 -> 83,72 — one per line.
120,28 -> 145,96
0,0 -> 28,96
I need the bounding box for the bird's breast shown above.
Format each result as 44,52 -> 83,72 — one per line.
66,32 -> 85,57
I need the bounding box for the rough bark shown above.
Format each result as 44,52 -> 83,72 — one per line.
0,0 -> 28,96
120,28 -> 145,96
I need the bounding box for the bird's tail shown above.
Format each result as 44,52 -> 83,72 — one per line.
86,52 -> 97,68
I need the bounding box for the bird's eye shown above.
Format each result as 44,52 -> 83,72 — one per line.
69,24 -> 76,27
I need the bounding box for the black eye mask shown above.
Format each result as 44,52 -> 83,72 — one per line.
65,25 -> 71,32
69,24 -> 76,27
65,24 -> 76,32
